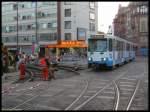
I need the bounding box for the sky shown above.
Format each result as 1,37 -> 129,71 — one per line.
98,2 -> 129,33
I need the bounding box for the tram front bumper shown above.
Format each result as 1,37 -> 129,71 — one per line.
88,58 -> 113,67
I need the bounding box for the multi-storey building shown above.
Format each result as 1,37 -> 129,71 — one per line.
2,2 -> 98,55
113,2 -> 148,56
113,5 -> 127,39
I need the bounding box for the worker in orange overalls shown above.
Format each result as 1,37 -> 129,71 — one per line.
39,55 -> 49,81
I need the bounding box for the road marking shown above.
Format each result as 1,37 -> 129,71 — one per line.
41,94 -> 53,97
121,92 -> 132,95
119,82 -> 135,84
35,104 -> 60,110
83,96 -> 90,98
121,88 -> 133,92
87,91 -> 97,93
120,78 -> 137,81
68,94 -> 77,98
96,96 -> 114,99
102,91 -> 115,94
119,85 -> 135,88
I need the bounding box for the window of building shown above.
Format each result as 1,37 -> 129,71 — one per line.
27,25 -> 32,30
39,23 -> 47,29
43,2 -> 50,6
21,4 -> 25,8
65,9 -> 71,17
140,5 -> 148,13
64,2 -> 71,5
27,15 -> 31,19
37,11 -> 46,18
2,26 -> 6,33
3,36 -> 16,43
22,16 -> 26,20
18,25 -> 22,31
65,21 -> 71,29
5,26 -> 10,33
39,33 -> 57,41
22,25 -> 27,31
89,22 -> 95,31
47,23 -> 52,28
50,2 -> 57,6
13,4 -> 18,10
44,21 -> 57,29
3,4 -> 13,12
89,2 -> 95,9
50,13 -> 57,18
90,12 -> 95,20
2,6 -> 5,12
137,7 -> 140,13
140,17 -> 148,32
31,24 -> 36,29
65,33 -> 71,40
31,2 -> 36,8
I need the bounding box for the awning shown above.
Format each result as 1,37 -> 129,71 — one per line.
46,41 -> 88,48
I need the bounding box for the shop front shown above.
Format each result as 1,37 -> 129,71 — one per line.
45,40 -> 88,57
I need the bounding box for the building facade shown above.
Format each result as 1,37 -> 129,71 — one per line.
113,2 -> 148,56
2,2 -> 98,55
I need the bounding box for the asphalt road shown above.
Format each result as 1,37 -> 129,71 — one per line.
2,57 -> 148,110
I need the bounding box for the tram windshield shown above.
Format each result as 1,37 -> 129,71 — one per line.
88,39 -> 107,52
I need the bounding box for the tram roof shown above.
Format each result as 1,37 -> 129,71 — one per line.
89,34 -> 137,46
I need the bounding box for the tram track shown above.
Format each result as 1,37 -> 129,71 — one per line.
64,62 -> 143,110
6,69 -> 82,110
2,64 -> 81,96
114,73 -> 145,110
64,69 -> 128,110
3,59 -> 147,110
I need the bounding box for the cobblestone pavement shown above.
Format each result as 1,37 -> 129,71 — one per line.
2,57 -> 148,110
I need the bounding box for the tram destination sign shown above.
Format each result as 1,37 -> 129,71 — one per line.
90,34 -> 105,39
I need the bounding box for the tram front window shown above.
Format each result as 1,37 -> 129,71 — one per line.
88,39 -> 107,52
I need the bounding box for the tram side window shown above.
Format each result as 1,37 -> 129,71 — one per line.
127,43 -> 130,51
133,46 -> 136,51
109,39 -> 112,51
131,45 -> 133,51
116,41 -> 120,51
112,39 -> 116,50
130,44 -> 132,51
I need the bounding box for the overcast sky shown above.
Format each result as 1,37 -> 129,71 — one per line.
98,2 -> 129,33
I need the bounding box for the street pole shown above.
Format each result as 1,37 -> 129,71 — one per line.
17,2 -> 19,53
36,2 -> 38,44
57,2 -> 61,57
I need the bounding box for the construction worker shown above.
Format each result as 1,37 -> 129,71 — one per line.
39,55 -> 49,81
45,57 -> 55,80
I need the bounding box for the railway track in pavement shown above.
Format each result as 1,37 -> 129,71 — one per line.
64,61 -> 146,110
3,58 -> 147,110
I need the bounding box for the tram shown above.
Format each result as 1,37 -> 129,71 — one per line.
88,34 -> 137,69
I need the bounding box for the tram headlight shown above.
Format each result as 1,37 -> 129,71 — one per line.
103,58 -> 106,61
88,57 -> 92,61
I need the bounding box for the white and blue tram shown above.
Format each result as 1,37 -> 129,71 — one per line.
88,34 -> 137,69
